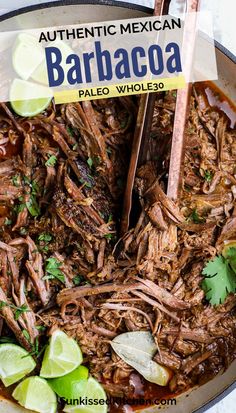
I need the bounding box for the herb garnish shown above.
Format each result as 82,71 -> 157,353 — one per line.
37,233 -> 52,252
45,155 -> 57,167
12,174 -> 20,187
79,178 -> 92,188
43,257 -> 65,283
188,208 -> 205,224
73,275 -> 84,286
104,233 -> 114,240
26,196 -> 40,217
202,248 -> 236,305
87,157 -> 93,168
204,170 -> 213,182
38,233 -> 52,243
0,301 -> 30,320
35,325 -> 46,332
67,126 -> 74,136
4,218 -> 12,226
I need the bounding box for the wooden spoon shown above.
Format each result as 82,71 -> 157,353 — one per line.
120,0 -> 170,235
120,0 -> 200,235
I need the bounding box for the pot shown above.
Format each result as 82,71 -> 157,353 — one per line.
0,2 -> 235,412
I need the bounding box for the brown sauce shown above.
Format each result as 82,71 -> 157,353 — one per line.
194,80 -> 236,128
0,139 -> 21,160
110,380 -> 177,412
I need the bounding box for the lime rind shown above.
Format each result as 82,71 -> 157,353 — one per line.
48,366 -> 89,399
10,78 -> 52,117
63,377 -> 107,413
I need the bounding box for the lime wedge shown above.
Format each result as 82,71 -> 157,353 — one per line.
13,376 -> 57,413
10,78 -> 52,117
0,344 -> 36,387
12,33 -> 45,80
63,377 -> 107,413
48,366 -> 89,399
40,330 -> 83,378
31,40 -> 74,86
31,59 -> 49,85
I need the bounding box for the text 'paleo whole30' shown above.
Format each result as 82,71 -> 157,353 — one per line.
45,41 -> 182,87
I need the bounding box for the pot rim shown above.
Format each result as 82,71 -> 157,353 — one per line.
0,0 -> 153,22
0,1 -> 235,412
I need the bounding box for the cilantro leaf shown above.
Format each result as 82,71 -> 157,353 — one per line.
43,257 -> 65,283
0,301 -> 30,320
45,155 -> 57,167
204,170 -> 213,182
188,208 -> 205,224
73,275 -> 84,286
202,255 -> 236,305
38,233 -> 52,243
26,195 -> 40,217
87,157 -> 93,168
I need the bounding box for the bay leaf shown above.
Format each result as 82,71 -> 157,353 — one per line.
111,331 -> 170,386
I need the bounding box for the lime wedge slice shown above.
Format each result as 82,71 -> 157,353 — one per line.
13,376 -> 57,413
10,78 -> 52,117
12,33 -> 45,80
48,366 -> 89,399
0,344 -> 36,387
31,40 -> 74,86
40,330 -> 83,378
63,377 -> 107,413
31,59 -> 49,85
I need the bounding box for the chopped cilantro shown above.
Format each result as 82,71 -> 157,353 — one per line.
38,233 -> 52,253
73,275 -> 84,286
22,329 -> 31,341
38,233 -> 52,243
15,304 -> 29,321
104,233 -> 113,240
202,254 -> 236,305
43,257 -> 65,283
188,208 -> 205,224
0,301 -> 30,321
108,214 -> 113,223
4,218 -> 12,226
87,157 -> 93,168
26,195 -> 40,217
45,155 -> 57,167
35,325 -> 46,332
23,176 -> 31,185
31,180 -> 40,196
79,178 -> 92,188
67,127 -> 74,136
19,227 -> 27,235
12,175 -> 20,187
204,170 -> 213,182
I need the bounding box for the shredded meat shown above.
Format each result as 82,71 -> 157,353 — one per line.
0,85 -> 235,407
